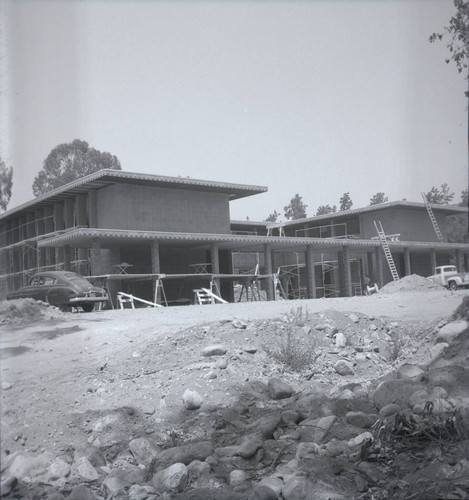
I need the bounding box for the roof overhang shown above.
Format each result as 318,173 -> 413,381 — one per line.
36,227 -> 469,254
0,169 -> 268,222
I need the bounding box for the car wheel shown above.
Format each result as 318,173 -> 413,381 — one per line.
449,281 -> 458,291
81,303 -> 95,313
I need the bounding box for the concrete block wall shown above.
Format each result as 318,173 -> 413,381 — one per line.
96,184 -> 231,234
360,208 -> 448,242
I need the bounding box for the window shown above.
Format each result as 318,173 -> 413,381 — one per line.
30,277 -> 44,286
43,277 -> 57,285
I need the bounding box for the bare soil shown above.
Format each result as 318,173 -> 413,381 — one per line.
1,288 -> 469,499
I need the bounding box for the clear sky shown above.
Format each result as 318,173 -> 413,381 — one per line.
1,0 -> 468,221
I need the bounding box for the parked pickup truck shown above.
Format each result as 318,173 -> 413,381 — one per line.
428,265 -> 469,290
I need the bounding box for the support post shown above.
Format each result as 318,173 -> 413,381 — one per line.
63,246 -> 72,271
54,203 -> 65,267
375,246 -> 384,288
430,249 -> 437,274
263,243 -> 274,300
44,206 -> 54,268
342,246 -> 352,297
404,248 -> 411,276
455,249 -> 462,272
90,238 -> 102,276
210,242 -> 220,296
305,245 -> 317,299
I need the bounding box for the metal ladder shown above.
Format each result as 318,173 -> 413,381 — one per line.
421,193 -> 444,242
374,221 -> 400,282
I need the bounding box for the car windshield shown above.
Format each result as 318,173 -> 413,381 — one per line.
63,273 -> 92,286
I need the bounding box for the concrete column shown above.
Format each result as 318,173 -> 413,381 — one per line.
64,198 -> 74,228
88,190 -> 98,228
263,243 -> 274,300
342,246 -> 352,297
63,245 -> 72,271
54,203 -> 64,266
151,241 -> 161,274
375,247 -> 384,288
455,249 -> 462,272
26,213 -> 36,271
76,194 -> 87,227
107,247 -> 122,308
305,245 -> 317,299
404,248 -> 411,276
430,249 -> 437,274
90,238 -> 102,276
75,195 -> 88,274
210,242 -> 221,296
44,206 -> 55,268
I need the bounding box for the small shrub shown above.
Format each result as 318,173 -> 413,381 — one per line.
281,306 -> 309,327
266,325 -> 318,372
388,330 -> 407,362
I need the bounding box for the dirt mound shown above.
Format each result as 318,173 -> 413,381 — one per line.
379,274 -> 444,294
0,299 -> 64,327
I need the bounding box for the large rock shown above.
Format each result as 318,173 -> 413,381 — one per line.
334,360 -> 354,376
256,476 -> 283,496
129,436 -> 160,466
202,344 -> 227,356
397,363 -> 425,379
67,485 -> 98,500
74,445 -> 106,468
282,476 -> 315,500
229,469 -> 248,486
183,389 -> 203,410
236,435 -> 263,459
345,411 -> 376,429
153,441 -> 214,468
7,451 -> 54,482
248,485 -> 279,500
128,484 -> 158,500
258,414 -> 282,439
372,379 -> 426,410
72,457 -> 98,482
335,333 -> 347,348
436,320 -> 468,343
152,462 -> 188,493
268,378 -> 293,400
299,415 -> 336,443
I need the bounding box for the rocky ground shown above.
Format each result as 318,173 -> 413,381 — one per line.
1,277 -> 469,499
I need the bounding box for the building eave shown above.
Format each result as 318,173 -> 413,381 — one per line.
0,169 -> 268,222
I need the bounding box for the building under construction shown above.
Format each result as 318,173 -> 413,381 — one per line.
0,169 -> 467,306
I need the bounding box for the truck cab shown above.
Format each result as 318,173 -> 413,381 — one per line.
429,265 -> 469,290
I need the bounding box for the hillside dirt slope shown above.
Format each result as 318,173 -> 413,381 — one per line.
1,288 -> 469,499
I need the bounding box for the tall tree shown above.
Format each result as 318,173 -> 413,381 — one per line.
316,204 -> 337,215
430,0 -> 469,94
284,194 -> 307,220
265,210 -> 280,222
369,192 -> 389,205
32,139 -> 122,197
459,187 -> 469,206
339,192 -> 353,211
0,157 -> 13,212
425,183 -> 455,204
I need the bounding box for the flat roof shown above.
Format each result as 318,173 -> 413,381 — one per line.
36,227 -> 469,254
0,169 -> 268,222
230,200 -> 468,229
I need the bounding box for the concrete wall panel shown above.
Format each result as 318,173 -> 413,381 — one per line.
96,184 -> 231,234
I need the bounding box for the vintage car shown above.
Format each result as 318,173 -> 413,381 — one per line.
7,271 -> 108,312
